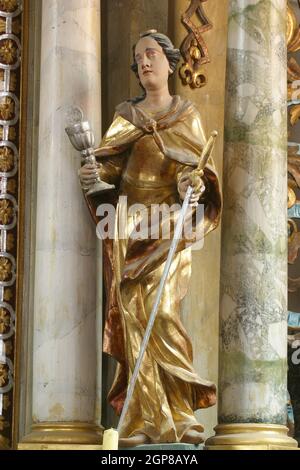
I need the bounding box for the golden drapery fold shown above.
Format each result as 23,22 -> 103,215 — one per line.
87,96 -> 222,442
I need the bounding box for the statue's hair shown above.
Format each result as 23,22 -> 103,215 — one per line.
129,31 -> 180,104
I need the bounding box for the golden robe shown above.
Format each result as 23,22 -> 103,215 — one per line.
87,96 -> 222,443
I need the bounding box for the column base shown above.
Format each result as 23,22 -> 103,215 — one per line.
18,422 -> 103,450
205,424 -> 299,450
18,443 -> 103,450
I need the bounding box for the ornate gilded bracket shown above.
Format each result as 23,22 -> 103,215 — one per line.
287,2 -> 300,108
179,0 -> 212,89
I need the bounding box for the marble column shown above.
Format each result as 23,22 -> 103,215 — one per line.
206,0 -> 297,449
20,0 -> 102,448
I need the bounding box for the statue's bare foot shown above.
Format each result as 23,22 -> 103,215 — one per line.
119,433 -> 150,448
180,429 -> 205,445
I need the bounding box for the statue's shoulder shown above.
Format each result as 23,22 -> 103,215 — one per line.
180,97 -> 202,118
114,100 -> 134,121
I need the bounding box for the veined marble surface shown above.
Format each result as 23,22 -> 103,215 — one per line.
219,0 -> 287,424
32,0 -> 101,423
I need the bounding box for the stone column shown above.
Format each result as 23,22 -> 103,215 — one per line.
20,0 -> 102,449
206,0 -> 297,449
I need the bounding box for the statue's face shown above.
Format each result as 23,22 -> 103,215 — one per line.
134,36 -> 172,91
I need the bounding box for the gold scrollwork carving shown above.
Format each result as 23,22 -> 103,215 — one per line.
288,2 -> 300,53
0,363 -> 9,387
287,2 -> 300,109
0,126 -> 15,141
0,199 -> 14,225
0,146 -> 14,172
0,95 -> 15,120
0,306 -> 10,334
179,0 -> 212,89
288,186 -> 297,209
290,103 -> 300,126
0,38 -> 18,65
0,257 -> 12,282
0,0 -> 19,14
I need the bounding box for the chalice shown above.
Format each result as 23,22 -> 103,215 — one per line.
65,107 -> 115,196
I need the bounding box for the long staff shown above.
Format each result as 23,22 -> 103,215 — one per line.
102,130 -> 218,450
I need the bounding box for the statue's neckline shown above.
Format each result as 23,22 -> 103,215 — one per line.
134,95 -> 180,120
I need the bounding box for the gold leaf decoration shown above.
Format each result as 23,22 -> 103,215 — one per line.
0,96 -> 14,120
0,257 -> 12,282
2,395 -> 11,411
0,307 -> 10,334
0,69 -> 17,92
0,363 -> 9,387
0,0 -> 19,13
0,38 -> 18,65
287,2 -> 298,48
6,233 -> 14,250
3,288 -> 13,301
287,57 -> 300,101
0,146 -> 14,172
288,57 -> 300,83
290,103 -> 300,126
0,199 -> 14,225
7,178 -> 16,194
180,0 -> 212,89
0,417 -> 9,433
4,340 -> 12,355
288,186 -> 296,209
288,154 -> 300,187
0,17 -> 21,35
0,127 -> 16,141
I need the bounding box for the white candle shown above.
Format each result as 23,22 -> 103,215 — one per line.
102,428 -> 119,450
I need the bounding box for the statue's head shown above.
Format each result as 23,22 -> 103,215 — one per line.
131,30 -> 180,94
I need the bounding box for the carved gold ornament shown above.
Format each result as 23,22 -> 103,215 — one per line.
0,17 -> 20,35
0,146 -> 14,172
0,38 -> 18,65
0,127 -> 16,141
288,152 -> 300,187
0,417 -> 9,432
287,2 -> 300,51
0,95 -> 14,120
179,0 -> 212,89
0,363 -> 9,387
0,0 -> 19,13
6,233 -> 14,250
0,257 -> 12,281
6,179 -> 16,194
0,307 -> 9,334
288,186 -> 297,209
4,341 -> 12,355
0,199 -> 13,225
3,287 -> 13,301
287,2 -> 300,109
290,103 -> 300,126
2,395 -> 11,411
0,69 -> 17,92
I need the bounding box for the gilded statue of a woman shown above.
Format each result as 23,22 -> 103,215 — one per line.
79,31 -> 222,447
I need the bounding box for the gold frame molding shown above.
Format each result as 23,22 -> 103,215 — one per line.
0,0 -> 29,450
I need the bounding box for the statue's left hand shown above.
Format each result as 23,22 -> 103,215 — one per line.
178,172 -> 205,206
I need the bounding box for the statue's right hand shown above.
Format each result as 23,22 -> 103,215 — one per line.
78,163 -> 99,189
